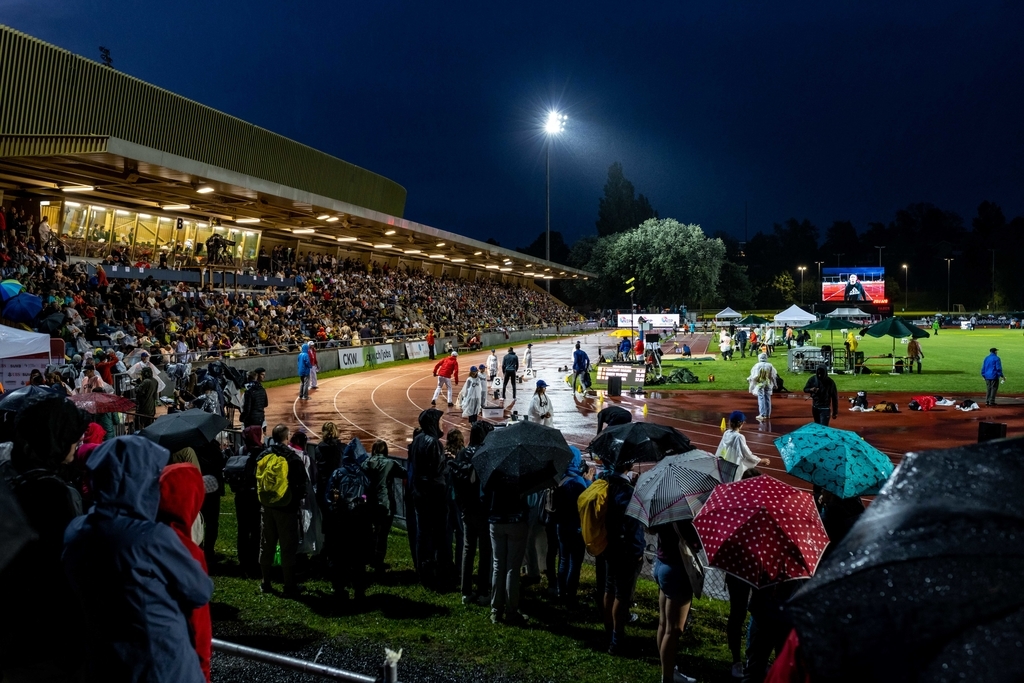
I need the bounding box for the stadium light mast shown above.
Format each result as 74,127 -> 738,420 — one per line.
902,264 -> 908,311
944,258 -> 954,312
544,111 -> 567,293
798,266 -> 806,305
874,245 -> 886,267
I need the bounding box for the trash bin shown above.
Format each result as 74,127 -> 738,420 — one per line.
607,376 -> 622,397
978,422 -> 1007,443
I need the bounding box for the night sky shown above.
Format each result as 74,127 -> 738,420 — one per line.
5,1 -> 1024,249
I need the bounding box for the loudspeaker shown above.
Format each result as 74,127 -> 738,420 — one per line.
978,422 -> 1007,443
607,376 -> 622,397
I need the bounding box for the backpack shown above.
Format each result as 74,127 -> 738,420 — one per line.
450,447 -> 480,511
327,463 -> 370,512
577,478 -> 610,556
223,454 -> 249,489
256,452 -> 291,507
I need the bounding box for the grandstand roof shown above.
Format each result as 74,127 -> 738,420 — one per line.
0,25 -> 593,281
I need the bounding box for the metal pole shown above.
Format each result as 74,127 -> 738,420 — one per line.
904,266 -> 908,311
211,639 -> 382,683
545,141 -> 551,294
945,258 -> 952,312
989,248 -> 996,309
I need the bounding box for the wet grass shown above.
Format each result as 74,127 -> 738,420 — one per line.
211,493 -> 737,683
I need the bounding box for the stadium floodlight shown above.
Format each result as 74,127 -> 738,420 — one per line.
545,111 -> 567,135
543,110 -> 568,292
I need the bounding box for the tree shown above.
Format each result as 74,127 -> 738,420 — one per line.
485,237 -> 501,247
820,220 -> 859,265
515,230 -> 570,265
768,272 -> 796,307
715,260 -> 756,308
595,162 -> 658,237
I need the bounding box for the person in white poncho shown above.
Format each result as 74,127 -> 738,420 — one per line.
746,353 -> 778,422
458,366 -> 485,423
715,411 -> 770,481
527,379 -> 554,427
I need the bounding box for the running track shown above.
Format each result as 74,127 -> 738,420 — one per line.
263,333 -> 1021,493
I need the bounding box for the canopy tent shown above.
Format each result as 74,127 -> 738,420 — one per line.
827,307 -> 869,318
736,314 -> 771,326
774,305 -> 816,325
0,325 -> 51,360
714,307 -> 742,320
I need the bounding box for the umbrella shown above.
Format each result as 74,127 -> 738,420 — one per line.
38,312 -> 66,335
860,316 -> 930,355
608,328 -> 636,338
2,293 -> 42,324
799,317 -> 855,331
692,475 -> 829,587
138,408 -> 228,452
69,392 -> 137,415
0,279 -> 24,302
736,314 -> 771,326
626,450 -> 737,528
588,421 -> 693,469
784,437 -> 1024,681
471,420 -> 573,496
773,423 -> 894,498
0,385 -> 63,412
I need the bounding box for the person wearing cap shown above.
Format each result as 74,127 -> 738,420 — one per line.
527,379 -> 554,427
981,347 -> 1005,406
458,366 -> 485,423
477,364 -> 489,407
240,368 -> 268,429
747,352 -> 778,422
486,349 -> 498,382
525,343 -> 533,372
501,347 -> 519,400
715,411 -> 770,481
431,351 -> 460,407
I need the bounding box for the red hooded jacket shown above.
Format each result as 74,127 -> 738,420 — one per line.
157,464 -> 212,682
433,355 -> 459,382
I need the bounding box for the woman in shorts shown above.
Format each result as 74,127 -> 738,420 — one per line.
652,521 -> 702,683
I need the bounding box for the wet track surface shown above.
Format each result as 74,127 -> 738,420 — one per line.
264,332 -> 1022,492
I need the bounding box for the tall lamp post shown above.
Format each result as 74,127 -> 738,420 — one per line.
902,264 -> 908,311
874,245 -> 886,267
944,258 -> 953,313
544,111 -> 567,292
798,266 -> 806,304
833,253 -> 844,267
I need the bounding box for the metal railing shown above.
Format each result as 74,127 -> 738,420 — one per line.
212,639 -> 398,683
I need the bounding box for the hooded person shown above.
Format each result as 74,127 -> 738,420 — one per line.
233,426 -> 264,577
157,464 -> 212,682
63,436 -> 214,683
747,353 -> 779,422
552,446 -> 590,601
297,343 -> 312,400
458,366 -> 485,423
407,408 -> 453,587
451,421 -> 494,604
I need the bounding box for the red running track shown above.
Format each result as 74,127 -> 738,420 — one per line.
264,333 -> 1021,492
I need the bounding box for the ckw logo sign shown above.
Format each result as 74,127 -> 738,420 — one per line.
338,348 -> 364,369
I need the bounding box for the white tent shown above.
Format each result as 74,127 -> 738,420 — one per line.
714,307 -> 742,320
827,307 -> 869,318
0,325 -> 50,360
774,305 -> 816,325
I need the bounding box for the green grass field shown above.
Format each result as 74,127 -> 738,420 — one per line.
212,494 -> 736,683
645,328 -> 1021,394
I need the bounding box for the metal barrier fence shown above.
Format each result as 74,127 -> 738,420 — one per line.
212,639 -> 398,682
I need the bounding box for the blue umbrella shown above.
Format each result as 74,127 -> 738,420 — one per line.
0,279 -> 24,302
773,423 -> 894,498
2,293 -> 42,323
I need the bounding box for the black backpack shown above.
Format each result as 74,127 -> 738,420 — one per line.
450,446 -> 481,512
327,463 -> 370,512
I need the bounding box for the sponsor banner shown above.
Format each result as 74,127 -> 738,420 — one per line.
405,340 -> 430,359
617,313 -> 680,328
0,356 -> 53,388
370,344 -> 396,364
337,347 -> 365,369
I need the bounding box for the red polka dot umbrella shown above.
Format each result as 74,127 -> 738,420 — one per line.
692,475 -> 829,588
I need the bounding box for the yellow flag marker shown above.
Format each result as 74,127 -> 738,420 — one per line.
721,417 -> 727,431
642,403 -> 648,417
598,393 -> 604,405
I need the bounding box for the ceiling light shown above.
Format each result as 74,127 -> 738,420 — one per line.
196,222 -> 208,227
474,251 -> 483,256
90,206 -> 104,212
450,258 -> 466,263
291,228 -> 315,235
544,268 -> 551,272
543,275 -> 554,279
485,265 -> 499,269
500,267 -> 512,272
116,210 -> 130,216
429,254 -> 446,259
385,229 -> 397,236
229,228 -> 238,233
244,231 -> 254,236
337,236 -> 357,242
196,186 -> 215,194
374,243 -> 393,249
39,201 -> 51,206
64,201 -> 81,208
161,204 -> 190,211
62,185 -> 94,192
236,217 -> 260,224
404,249 -> 421,254
316,214 -> 330,221
436,241 -> 445,247
573,274 -> 579,278
138,214 -> 151,219
503,259 -> 512,264
560,271 -> 566,275
326,217 -> 340,223
158,217 -> 167,223
524,272 -> 535,276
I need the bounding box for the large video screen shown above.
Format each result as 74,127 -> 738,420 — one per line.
822,267 -> 884,303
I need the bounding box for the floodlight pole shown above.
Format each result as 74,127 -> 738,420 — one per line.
545,141 -> 551,293
902,264 -> 908,311
944,258 -> 953,312
798,266 -> 806,305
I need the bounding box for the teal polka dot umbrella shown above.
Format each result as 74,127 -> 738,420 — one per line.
773,423 -> 894,499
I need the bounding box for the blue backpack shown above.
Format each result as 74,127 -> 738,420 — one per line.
326,463 -> 369,513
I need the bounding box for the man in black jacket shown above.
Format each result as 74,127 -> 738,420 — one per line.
257,423 -> 309,597
803,366 -> 839,426
501,347 -> 519,400
407,408 -> 452,587
240,368 -> 268,429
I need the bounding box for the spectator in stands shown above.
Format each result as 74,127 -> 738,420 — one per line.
127,350 -> 166,393
64,436 -> 214,683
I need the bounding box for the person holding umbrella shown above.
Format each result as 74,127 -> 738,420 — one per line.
716,412 -> 770,480
802,367 -> 838,427
527,379 -> 553,427
485,472 -> 531,625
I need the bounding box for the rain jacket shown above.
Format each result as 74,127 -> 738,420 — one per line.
603,474 -> 645,562
363,450 -> 408,514
553,447 -> 589,529
240,379 -> 268,427
157,464 -> 212,682
297,343 -> 312,377
572,348 -> 590,372
528,391 -> 554,427
459,374 -> 484,418
408,409 -> 446,499
433,355 -> 459,382
63,436 -> 213,683
981,352 -> 1003,380
716,429 -> 760,481
501,351 -> 519,375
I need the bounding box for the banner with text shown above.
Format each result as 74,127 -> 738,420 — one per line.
405,340 -> 430,359
370,344 -> 396,364
337,347 -> 365,370
617,313 -> 680,328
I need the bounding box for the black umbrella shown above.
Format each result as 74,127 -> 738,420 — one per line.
471,420 -> 574,496
0,385 -> 63,413
785,438 -> 1024,682
138,408 -> 228,452
588,421 -> 693,469
37,312 -> 66,335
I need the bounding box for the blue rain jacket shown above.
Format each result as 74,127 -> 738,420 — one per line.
63,436 -> 214,683
297,343 -> 312,377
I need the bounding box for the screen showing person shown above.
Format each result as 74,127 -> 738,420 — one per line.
821,267 -> 884,303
